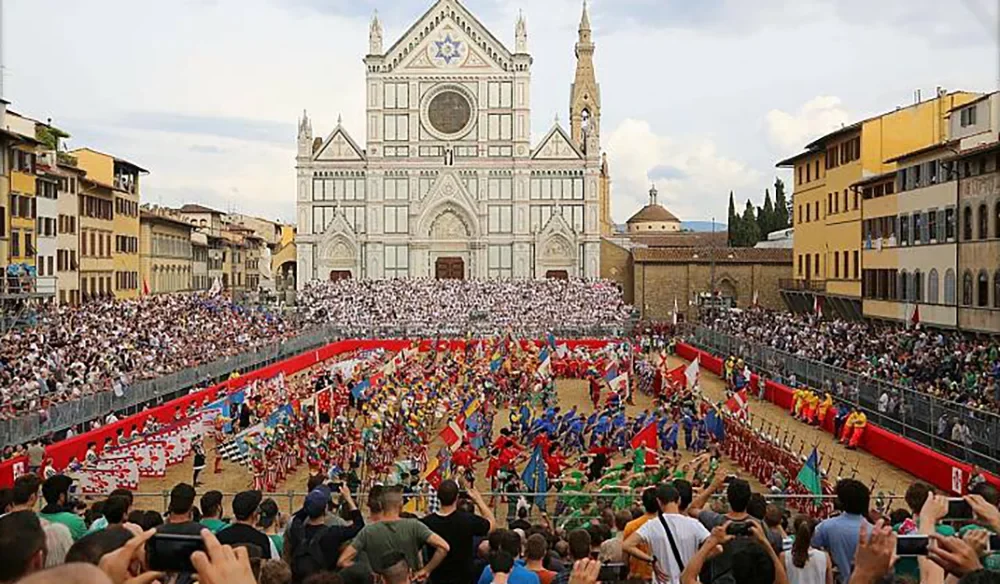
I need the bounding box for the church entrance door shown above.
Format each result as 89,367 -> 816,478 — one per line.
329,270 -> 352,281
545,270 -> 569,280
435,257 -> 465,280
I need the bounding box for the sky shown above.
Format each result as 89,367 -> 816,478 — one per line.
1,0 -> 997,224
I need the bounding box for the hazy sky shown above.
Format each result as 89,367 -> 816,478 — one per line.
2,0 -> 997,224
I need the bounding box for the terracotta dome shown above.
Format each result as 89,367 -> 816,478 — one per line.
626,185 -> 682,233
627,204 -> 680,224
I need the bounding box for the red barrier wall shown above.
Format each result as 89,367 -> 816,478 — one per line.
675,342 -> 1000,494
0,337 -> 615,487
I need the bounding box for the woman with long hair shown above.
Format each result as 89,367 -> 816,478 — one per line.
780,515 -> 832,584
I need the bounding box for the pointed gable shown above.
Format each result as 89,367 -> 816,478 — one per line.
383,0 -> 512,74
313,125 -> 365,162
532,124 -> 582,160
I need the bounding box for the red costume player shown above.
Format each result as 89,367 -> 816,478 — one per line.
543,444 -> 569,479
589,377 -> 602,409
451,442 -> 482,485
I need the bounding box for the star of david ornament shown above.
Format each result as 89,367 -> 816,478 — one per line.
434,34 -> 462,65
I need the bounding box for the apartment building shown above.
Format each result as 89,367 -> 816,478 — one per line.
139,207 -> 193,294
777,90 -> 980,318
191,230 -> 209,291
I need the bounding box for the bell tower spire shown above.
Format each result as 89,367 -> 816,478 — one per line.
569,0 -> 600,154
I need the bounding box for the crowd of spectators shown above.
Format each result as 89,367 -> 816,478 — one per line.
3,467 -> 1000,584
706,308 -> 1000,413
0,294 -> 296,422
297,279 -> 634,337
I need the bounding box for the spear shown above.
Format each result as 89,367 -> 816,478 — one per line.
850,456 -> 860,479
836,459 -> 847,481
824,450 -> 835,476
796,438 -> 806,459
781,426 -> 791,449
869,468 -> 883,497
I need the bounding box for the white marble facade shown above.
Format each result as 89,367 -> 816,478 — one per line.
295,0 -> 603,286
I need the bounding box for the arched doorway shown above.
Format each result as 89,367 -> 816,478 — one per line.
329,270 -> 352,281
435,257 -> 465,280
545,270 -> 569,280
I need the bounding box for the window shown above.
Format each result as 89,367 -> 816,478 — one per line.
806,164 -> 811,183
963,271 -> 974,306
928,269 -> 939,304
814,253 -> 820,277
996,201 -> 1000,238
979,204 -> 989,240
383,245 -> 408,279
488,205 -> 512,233
10,230 -> 19,257
995,272 -> 1000,309
914,270 -> 923,302
843,251 -> 849,279
488,177 -> 513,200
978,271 -> 990,307
834,251 -> 840,278
487,114 -> 513,141
384,177 -> 409,201
814,201 -> 819,220
945,269 -> 956,304
488,245 -> 513,278
963,206 -> 973,240
25,233 -> 34,256
797,166 -> 802,185
900,214 -> 909,245
946,207 -> 956,240
383,114 -> 409,141
798,255 -> 803,276
797,205 -> 802,225
900,271 -> 909,301
814,160 -> 819,179
805,205 -> 811,222
960,106 -> 978,127
830,193 -> 835,214
928,209 -> 938,242
383,206 -> 409,234
487,82 -> 513,108
383,83 -> 409,109
853,250 -> 859,279
0,209 -> 5,237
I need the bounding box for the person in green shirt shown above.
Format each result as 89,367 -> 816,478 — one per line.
199,490 -> 229,533
37,475 -> 87,541
893,483 -> 956,581
257,498 -> 284,554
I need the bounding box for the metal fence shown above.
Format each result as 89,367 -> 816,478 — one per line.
0,320 -> 638,449
683,324 -> 1000,473
124,490 -> 907,521
0,325 -> 344,448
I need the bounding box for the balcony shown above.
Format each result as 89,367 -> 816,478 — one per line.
779,278 -> 827,292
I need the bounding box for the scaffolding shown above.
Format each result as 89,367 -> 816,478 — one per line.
0,265 -> 56,333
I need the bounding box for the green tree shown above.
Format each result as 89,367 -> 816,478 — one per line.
758,188 -> 775,236
727,191 -> 738,245
735,199 -> 761,246
774,177 -> 790,229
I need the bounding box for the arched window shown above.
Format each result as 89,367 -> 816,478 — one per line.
963,270 -> 974,306
979,204 -> 989,240
995,271 -> 1000,309
945,269 -> 956,305
979,271 -> 990,307
913,269 -> 923,302
899,270 -> 908,301
964,206 -> 973,240
995,200 -> 1000,238
928,269 -> 939,304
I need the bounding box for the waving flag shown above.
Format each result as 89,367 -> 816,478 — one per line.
631,423 -> 659,470
813,296 -> 824,318
537,348 -> 552,378
684,357 -> 700,388
439,420 -> 466,452
421,458 -> 443,489
667,365 -> 686,387
547,332 -> 557,352
797,447 -> 822,497
604,363 -> 618,384
608,372 -> 629,394
490,352 -> 503,373
725,389 -> 749,417
521,445 -> 548,507
351,379 -> 371,401
705,407 -> 725,441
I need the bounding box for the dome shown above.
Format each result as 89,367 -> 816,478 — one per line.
627,204 -> 680,224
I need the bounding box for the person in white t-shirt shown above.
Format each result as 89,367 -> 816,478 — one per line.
623,484 -> 709,584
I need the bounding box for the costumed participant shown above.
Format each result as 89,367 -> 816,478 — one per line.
192,437 -> 207,486
816,393 -> 833,427
451,441 -> 481,486
843,409 -> 867,449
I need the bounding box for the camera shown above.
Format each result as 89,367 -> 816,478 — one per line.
147,533 -> 206,573
726,522 -> 753,536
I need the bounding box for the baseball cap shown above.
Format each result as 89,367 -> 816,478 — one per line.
303,486 -> 331,518
232,490 -> 263,521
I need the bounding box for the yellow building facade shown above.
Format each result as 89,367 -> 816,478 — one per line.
73,148 -> 145,300
778,91 -> 979,318
139,209 -> 193,294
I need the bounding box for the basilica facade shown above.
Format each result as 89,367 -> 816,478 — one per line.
295,0 -> 611,286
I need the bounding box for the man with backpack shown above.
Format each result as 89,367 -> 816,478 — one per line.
286,484 -> 364,583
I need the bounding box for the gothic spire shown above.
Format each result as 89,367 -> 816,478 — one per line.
579,0 -> 591,33
369,10 -> 384,55
515,9 -> 528,54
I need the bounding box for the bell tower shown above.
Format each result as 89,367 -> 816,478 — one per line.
569,0 -> 600,155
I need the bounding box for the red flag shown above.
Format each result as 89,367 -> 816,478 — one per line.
911,305 -> 920,325
630,422 -> 659,450
316,389 -> 331,417
142,278 -> 150,296
725,389 -> 749,415
439,420 -> 465,452
813,296 -> 824,318
667,365 -> 686,387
